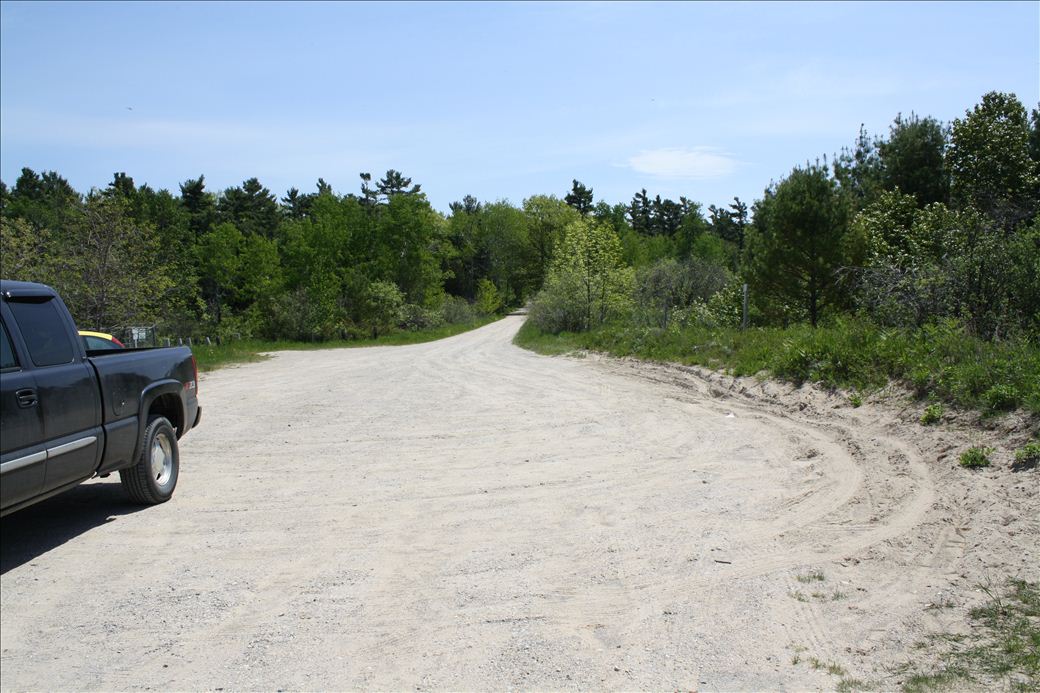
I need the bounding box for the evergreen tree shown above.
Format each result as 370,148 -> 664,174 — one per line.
105,172 -> 137,200
179,175 -> 217,240
834,125 -> 884,208
218,178 -> 281,238
281,187 -> 313,220
628,189 -> 652,234
376,169 -> 421,200
746,164 -> 852,326
879,113 -> 949,206
564,179 -> 594,216
3,168 -> 80,232
359,172 -> 379,207
652,196 -> 684,236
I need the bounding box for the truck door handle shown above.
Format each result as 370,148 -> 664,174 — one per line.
15,388 -> 38,408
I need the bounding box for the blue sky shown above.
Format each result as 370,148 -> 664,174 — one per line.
1,1 -> 1037,214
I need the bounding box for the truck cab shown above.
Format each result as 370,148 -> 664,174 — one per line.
1,280 -> 201,516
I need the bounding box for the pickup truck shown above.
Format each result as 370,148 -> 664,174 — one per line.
1,280 -> 201,516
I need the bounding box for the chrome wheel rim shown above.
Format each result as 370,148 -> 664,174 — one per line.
150,432 -> 174,486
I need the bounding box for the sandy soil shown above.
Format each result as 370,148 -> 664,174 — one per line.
1,316 -> 1036,691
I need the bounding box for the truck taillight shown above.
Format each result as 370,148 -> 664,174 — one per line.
191,354 -> 199,394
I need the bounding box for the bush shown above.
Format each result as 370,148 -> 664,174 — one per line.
1015,442 -> 1040,465
398,303 -> 445,331
358,281 -> 405,338
261,287 -> 346,341
440,295 -> 477,324
852,201 -> 1039,339
959,446 -> 993,468
528,272 -> 589,333
920,403 -> 944,425
982,384 -> 1020,413
633,257 -> 729,329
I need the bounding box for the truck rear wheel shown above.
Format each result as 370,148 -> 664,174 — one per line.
120,416 -> 179,504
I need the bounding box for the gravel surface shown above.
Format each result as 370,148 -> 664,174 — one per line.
1,316 -> 1036,691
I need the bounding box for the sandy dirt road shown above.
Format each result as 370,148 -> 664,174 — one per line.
1,316 -> 1036,691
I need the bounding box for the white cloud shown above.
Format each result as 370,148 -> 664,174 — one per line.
627,147 -> 738,179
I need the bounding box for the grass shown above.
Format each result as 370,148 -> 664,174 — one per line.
790,589 -> 846,602
808,657 -> 847,676
790,582 -> 1039,692
192,317 -> 498,372
899,579 -> 1039,692
514,318 -> 1040,416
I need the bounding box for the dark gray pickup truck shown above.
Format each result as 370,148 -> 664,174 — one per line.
1,280 -> 201,516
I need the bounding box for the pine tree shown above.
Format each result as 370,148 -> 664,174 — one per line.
564,179 -> 594,216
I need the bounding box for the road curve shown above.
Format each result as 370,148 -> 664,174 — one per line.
2,316 -> 1019,690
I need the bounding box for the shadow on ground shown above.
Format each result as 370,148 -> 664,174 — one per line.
1,480 -> 148,574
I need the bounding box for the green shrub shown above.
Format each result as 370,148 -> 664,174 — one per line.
959,446 -> 993,468
982,384 -> 1020,413
1015,442 -> 1040,465
920,403 -> 944,425
528,271 -> 590,333
440,296 -> 476,324
398,303 -> 445,331
909,366 -> 932,396
261,287 -> 346,341
359,280 -> 405,338
633,257 -> 729,329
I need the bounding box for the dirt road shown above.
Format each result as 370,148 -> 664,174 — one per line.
1,316 -> 1035,690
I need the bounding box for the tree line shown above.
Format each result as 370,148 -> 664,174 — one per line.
1,90 -> 1037,345
529,91 -> 1039,343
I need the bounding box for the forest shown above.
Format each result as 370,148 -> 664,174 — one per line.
1,91 -> 1038,411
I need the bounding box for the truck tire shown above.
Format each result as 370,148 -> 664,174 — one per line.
120,416 -> 179,504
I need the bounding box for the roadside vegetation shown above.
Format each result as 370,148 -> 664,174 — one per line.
515,319 -> 1040,415
193,315 -> 496,372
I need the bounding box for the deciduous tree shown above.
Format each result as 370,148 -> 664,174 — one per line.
947,91 -> 1038,228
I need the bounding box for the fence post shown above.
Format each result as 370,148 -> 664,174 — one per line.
742,283 -> 749,330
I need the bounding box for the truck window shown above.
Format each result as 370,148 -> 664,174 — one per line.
0,321 -> 18,370
7,299 -> 74,367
